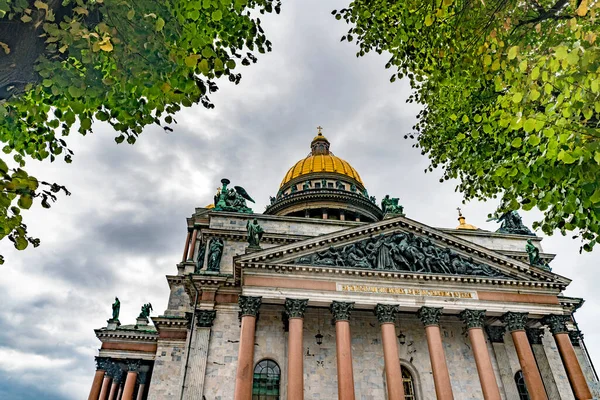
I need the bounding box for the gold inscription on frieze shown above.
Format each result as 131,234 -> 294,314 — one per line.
339,284 -> 474,299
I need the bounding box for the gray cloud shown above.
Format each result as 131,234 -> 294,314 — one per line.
1,0 -> 599,398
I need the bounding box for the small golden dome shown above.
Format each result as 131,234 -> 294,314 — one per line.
456,208 -> 478,230
279,127 -> 363,188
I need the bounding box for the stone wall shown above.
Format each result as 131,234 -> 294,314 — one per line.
147,340 -> 186,400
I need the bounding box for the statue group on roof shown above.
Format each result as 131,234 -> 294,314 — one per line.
490,210 -> 535,236
381,195 -> 404,215
214,178 -> 254,213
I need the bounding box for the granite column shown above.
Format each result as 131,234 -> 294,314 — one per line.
284,298 -> 308,400
331,301 -> 356,399
234,296 -> 262,400
375,304 -> 404,400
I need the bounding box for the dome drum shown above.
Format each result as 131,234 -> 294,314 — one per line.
265,129 -> 382,222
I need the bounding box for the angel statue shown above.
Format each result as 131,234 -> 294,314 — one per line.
381,195 -> 404,215
526,239 -> 551,270
246,218 -> 264,249
213,178 -> 254,213
139,303 -> 153,319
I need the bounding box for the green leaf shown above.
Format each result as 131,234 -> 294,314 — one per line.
591,188 -> 600,204
424,14 -> 433,27
523,118 -> 536,133
156,17 -> 165,31
68,86 -> 84,98
511,137 -> 522,148
512,92 -> 523,103
212,10 -> 223,21
527,135 -> 541,146
508,46 -> 518,60
18,195 -> 32,209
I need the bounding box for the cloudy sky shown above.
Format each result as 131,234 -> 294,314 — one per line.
1,1 -> 599,399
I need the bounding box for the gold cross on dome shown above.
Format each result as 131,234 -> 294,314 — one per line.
317,125 -> 323,135
457,207 -> 463,216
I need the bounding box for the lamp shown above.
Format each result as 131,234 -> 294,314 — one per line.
398,331 -> 406,345
315,331 -> 323,345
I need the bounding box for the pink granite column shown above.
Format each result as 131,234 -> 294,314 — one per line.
459,310 -> 501,400
121,360 -> 140,400
331,301 -> 356,399
375,304 -> 405,400
181,231 -> 191,262
89,358 -> 108,400
284,298 -> 308,400
544,315 -> 593,400
234,296 -> 262,400
187,229 -> 198,261
418,306 -> 454,400
504,312 -> 548,400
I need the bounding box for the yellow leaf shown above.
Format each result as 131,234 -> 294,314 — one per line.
576,0 -> 588,16
73,6 -> 89,16
20,14 -> 32,23
58,44 -> 68,53
508,46 -> 518,60
424,14 -> 433,27
34,0 -> 48,11
99,39 -> 113,52
535,23 -> 541,33
0,42 -> 9,54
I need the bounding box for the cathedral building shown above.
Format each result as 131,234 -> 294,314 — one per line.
88,130 -> 599,400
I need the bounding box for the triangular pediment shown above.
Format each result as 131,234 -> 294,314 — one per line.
237,215 -> 570,288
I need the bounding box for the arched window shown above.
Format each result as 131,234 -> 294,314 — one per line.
402,366 -> 416,399
252,359 -> 280,400
515,370 -> 531,400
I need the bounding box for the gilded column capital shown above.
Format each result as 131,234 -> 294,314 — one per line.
543,314 -> 569,335
374,304 -> 399,324
196,309 -> 217,327
417,306 -> 443,327
330,301 -> 354,322
459,309 -> 486,329
526,328 -> 545,345
502,312 -> 528,332
127,359 -> 141,372
284,298 -> 308,319
486,326 -> 505,343
238,296 -> 262,318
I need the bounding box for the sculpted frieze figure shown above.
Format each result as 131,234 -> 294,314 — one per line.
381,194 -> 404,215
246,218 -> 264,249
293,231 -> 508,278
207,238 -> 224,272
303,181 -> 311,190
489,210 -> 535,236
213,178 -> 254,213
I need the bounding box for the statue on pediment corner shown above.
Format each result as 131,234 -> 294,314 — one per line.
195,241 -> 206,274
111,297 -> 120,321
526,239 -> 551,271
214,178 -> 254,213
139,303 -> 153,319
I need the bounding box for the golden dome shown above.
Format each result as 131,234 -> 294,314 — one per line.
280,128 -> 363,188
280,154 -> 364,188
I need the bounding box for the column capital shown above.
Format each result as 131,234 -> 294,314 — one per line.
525,327 -> 545,345
238,296 -> 262,317
418,306 -> 443,327
196,309 -> 217,327
110,364 -> 125,383
284,298 -> 308,319
95,356 -> 111,371
486,326 -> 505,343
569,330 -> 582,346
543,314 -> 569,335
502,311 -> 528,332
330,301 -> 354,322
127,359 -> 141,372
137,370 -> 149,385
374,304 -> 399,324
459,309 -> 486,329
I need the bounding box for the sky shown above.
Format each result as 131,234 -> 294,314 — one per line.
1,1 -> 599,399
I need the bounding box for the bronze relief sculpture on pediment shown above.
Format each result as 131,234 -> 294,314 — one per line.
293,232 -> 509,278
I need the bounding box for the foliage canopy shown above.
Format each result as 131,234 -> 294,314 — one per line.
335,0 -> 600,251
0,0 -> 279,263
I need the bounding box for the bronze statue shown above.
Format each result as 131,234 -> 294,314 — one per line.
303,181 -> 311,190
214,178 -> 254,213
195,242 -> 206,273
139,303 -> 153,319
207,238 -> 224,272
489,210 -> 534,236
526,239 -> 551,270
381,195 -> 404,215
246,218 -> 264,249
111,297 -> 120,321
